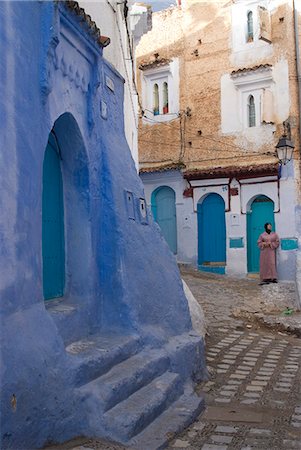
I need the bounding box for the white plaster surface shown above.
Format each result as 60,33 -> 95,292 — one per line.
78,1 -> 149,167
141,167 -> 298,281
182,279 -> 206,338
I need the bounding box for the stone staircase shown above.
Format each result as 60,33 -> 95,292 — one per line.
66,331 -> 205,449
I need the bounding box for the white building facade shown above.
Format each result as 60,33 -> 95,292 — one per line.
79,1 -> 151,167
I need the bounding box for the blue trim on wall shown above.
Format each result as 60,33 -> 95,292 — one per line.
229,237 -> 244,248
198,265 -> 226,274
281,238 -> 298,251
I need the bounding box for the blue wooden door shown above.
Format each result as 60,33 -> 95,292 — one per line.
247,196 -> 275,273
197,194 -> 226,266
42,133 -> 65,300
152,187 -> 177,254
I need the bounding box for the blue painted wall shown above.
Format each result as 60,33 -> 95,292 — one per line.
0,2 -> 204,449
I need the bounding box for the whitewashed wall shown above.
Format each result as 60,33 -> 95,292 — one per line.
78,1 -> 149,167
141,165 -> 298,281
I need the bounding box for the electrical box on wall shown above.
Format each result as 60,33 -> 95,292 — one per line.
230,214 -> 240,226
139,198 -> 148,224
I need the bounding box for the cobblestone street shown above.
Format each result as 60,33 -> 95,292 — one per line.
46,270 -> 301,450
168,270 -> 301,450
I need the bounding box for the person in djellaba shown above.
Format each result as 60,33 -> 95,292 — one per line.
257,222 -> 280,285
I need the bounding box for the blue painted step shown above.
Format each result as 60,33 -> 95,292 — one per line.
129,384 -> 205,450
103,371 -> 183,442
66,333 -> 141,386
78,348 -> 170,412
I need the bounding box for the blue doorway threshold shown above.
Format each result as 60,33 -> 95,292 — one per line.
198,265 -> 225,275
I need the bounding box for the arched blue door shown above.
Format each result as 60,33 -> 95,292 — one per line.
152,186 -> 177,254
197,194 -> 226,268
247,195 -> 275,273
42,132 -> 65,300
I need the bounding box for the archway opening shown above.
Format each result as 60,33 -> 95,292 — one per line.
247,195 -> 275,273
197,193 -> 226,272
42,113 -> 91,302
151,186 -> 177,254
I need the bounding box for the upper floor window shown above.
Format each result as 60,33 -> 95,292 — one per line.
139,58 -> 179,123
247,11 -> 254,42
163,82 -> 169,114
248,95 -> 256,127
153,83 -> 159,115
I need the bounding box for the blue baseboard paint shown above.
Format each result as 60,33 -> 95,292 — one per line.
198,265 -> 226,274
0,3 -> 206,449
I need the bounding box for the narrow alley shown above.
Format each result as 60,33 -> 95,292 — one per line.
168,270 -> 301,450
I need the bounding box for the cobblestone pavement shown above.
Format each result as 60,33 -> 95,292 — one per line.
167,271 -> 301,450
46,270 -> 301,450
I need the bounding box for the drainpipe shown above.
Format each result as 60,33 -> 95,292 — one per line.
293,0 -> 301,145
293,0 -> 301,309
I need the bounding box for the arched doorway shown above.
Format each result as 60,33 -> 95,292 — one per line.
42,131 -> 65,300
151,186 -> 177,254
42,113 -> 90,302
247,195 -> 275,273
197,193 -> 226,269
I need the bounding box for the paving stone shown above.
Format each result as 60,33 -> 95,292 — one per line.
230,374 -> 247,379
228,379 -> 242,385
292,414 -> 301,421
210,435 -> 233,444
241,399 -> 257,404
223,385 -> 238,391
294,406 -> 301,413
173,439 -> 190,448
201,445 -> 228,450
215,398 -> 231,403
291,422 -> 301,428
215,426 -> 238,433
219,391 -> 235,397
254,376 -> 270,381
249,428 -> 271,436
244,392 -> 261,398
251,380 -> 268,386
276,382 -> 292,388
217,369 -> 227,374
217,364 -> 230,369
246,385 -> 263,391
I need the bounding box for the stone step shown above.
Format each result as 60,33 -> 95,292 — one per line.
129,384 -> 205,450
79,348 -> 170,412
65,332 -> 141,386
103,371 -> 183,442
